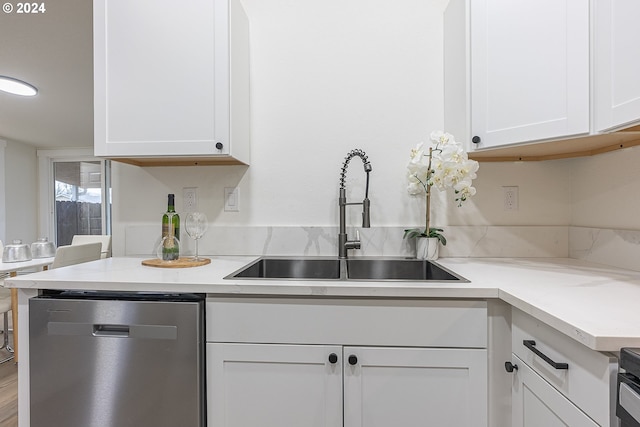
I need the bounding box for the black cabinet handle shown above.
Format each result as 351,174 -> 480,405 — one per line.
504,361 -> 518,373
215,142 -> 224,150
348,354 -> 358,365
472,136 -> 481,144
523,340 -> 568,370
328,353 -> 338,364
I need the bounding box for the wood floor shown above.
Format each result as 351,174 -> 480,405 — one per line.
0,332 -> 17,427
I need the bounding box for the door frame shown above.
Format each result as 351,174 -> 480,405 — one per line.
0,140 -> 6,243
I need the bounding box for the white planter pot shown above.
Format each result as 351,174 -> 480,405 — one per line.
416,237 -> 439,260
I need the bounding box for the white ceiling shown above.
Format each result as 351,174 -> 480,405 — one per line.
0,0 -> 93,149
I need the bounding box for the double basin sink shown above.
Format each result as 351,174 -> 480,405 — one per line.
225,257 -> 468,282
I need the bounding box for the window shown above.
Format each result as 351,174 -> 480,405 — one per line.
38,149 -> 111,247
53,161 -> 111,245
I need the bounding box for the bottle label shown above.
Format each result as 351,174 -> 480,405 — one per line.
162,212 -> 180,261
162,223 -> 176,243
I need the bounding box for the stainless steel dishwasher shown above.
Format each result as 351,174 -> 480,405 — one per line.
29,291 -> 205,427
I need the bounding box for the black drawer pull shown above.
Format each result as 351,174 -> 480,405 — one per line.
523,340 -> 568,370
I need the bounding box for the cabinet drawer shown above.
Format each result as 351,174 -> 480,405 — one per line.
512,308 -> 617,427
512,354 -> 598,427
207,297 -> 487,348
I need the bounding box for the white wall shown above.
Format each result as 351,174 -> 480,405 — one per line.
3,1 -> 634,259
429,159 -> 572,228
112,0 -> 575,256
242,0 -> 447,227
564,145 -> 640,271
4,139 -> 38,245
570,145 -> 640,229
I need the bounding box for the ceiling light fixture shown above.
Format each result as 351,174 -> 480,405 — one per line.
0,76 -> 38,97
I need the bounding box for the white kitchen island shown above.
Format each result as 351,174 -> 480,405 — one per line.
7,256 -> 639,427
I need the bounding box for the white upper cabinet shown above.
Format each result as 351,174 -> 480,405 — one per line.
445,0 -> 590,151
594,0 -> 640,132
93,0 -> 250,165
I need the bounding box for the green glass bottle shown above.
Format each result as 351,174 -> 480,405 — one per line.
162,193 -> 180,261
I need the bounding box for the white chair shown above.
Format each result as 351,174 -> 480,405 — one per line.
71,235 -> 112,259
51,242 -> 102,269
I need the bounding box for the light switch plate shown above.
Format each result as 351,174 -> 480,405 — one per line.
224,187 -> 239,212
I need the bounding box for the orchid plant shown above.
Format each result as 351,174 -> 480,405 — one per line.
403,131 -> 479,245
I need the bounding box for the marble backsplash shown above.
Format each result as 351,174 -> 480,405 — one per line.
124,224 -> 569,259
569,226 -> 640,272
123,224 -> 640,272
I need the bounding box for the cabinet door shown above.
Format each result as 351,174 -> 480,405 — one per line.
207,343 -> 343,427
93,0 -> 230,157
594,0 -> 640,132
343,347 -> 487,427
511,355 -> 599,427
470,0 -> 589,148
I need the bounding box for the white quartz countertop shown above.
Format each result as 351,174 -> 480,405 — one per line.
6,256 -> 640,352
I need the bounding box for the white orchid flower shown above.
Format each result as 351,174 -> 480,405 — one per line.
407,181 -> 424,195
404,131 -> 479,243
406,132 -> 479,205
408,142 -> 426,164
430,131 -> 456,147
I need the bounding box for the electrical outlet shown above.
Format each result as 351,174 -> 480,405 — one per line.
224,187 -> 239,212
183,187 -> 197,212
503,186 -> 519,211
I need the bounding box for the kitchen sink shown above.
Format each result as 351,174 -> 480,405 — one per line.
346,258 -> 467,282
226,257 -> 341,280
225,257 -> 468,282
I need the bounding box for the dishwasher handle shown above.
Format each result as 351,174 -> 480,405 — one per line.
48,321 -> 178,340
523,340 -> 569,370
93,324 -> 130,337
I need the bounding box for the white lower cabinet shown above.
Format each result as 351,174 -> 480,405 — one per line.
511,354 -> 599,427
343,346 -> 487,426
207,343 -> 342,427
206,297 -> 489,427
509,309 -> 618,427
207,343 -> 487,427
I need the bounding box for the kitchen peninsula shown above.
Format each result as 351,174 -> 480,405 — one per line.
7,256 -> 636,426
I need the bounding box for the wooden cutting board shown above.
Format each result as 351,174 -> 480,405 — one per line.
141,257 -> 211,268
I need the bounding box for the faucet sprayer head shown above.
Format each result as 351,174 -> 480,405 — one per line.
362,198 -> 371,228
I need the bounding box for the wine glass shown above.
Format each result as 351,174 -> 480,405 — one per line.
185,212 -> 208,261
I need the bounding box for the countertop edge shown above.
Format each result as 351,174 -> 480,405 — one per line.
6,256 -> 639,352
